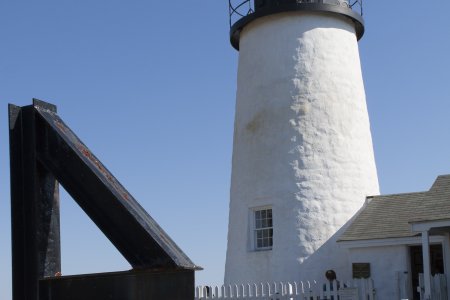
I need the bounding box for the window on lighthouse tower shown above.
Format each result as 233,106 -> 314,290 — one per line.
254,208 -> 273,250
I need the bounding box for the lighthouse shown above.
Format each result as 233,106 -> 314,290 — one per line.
224,0 -> 379,284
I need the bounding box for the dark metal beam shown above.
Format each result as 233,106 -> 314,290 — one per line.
9,103 -> 61,300
32,100 -> 197,270
39,269 -> 194,300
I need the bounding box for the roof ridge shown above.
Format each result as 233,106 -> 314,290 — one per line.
369,190 -> 428,199
430,174 -> 450,191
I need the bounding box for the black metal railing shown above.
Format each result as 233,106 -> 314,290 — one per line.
229,0 -> 363,28
229,0 -> 252,27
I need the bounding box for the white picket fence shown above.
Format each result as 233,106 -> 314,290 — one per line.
418,273 -> 448,300
195,278 -> 375,300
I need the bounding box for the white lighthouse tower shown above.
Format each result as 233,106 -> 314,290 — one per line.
224,0 -> 379,283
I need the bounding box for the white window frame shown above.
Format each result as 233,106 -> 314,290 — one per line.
250,206 -> 273,251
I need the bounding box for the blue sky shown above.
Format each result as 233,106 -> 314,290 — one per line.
1,1 -> 450,299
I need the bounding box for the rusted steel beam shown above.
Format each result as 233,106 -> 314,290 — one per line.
32,99 -> 196,270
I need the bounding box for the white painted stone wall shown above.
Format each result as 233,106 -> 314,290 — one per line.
225,12 -> 380,284
348,246 -> 410,300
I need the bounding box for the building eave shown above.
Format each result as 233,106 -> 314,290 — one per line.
337,235 -> 445,249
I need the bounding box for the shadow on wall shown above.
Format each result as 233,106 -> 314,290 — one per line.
296,203 -> 369,282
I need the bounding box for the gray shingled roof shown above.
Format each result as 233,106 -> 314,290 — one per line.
338,175 -> 450,242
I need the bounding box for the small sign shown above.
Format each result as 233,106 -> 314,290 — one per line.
353,263 -> 370,279
339,287 -> 359,300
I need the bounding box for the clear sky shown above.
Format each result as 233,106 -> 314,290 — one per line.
1,1 -> 450,299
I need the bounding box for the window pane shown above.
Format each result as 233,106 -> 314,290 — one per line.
256,219 -> 262,228
261,210 -> 266,219
261,219 -> 267,228
257,230 -> 262,239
